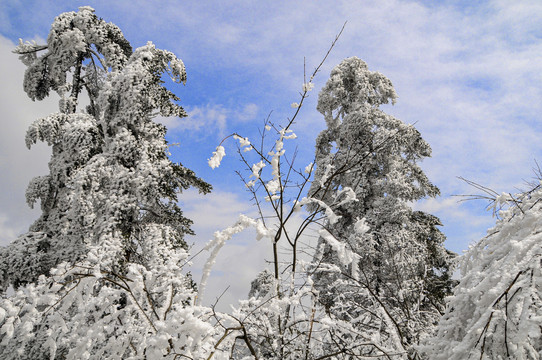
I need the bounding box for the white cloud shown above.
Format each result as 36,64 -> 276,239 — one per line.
236,103 -> 259,123
158,102 -> 259,139
0,35 -> 56,246
156,105 -> 228,138
0,214 -> 19,246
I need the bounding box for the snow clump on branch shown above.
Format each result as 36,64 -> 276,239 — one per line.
207,145 -> 226,169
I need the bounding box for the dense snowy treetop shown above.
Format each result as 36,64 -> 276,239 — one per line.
311,57 -> 438,209
100,42 -> 188,128
14,6 -> 132,104
317,56 -> 397,128
304,56 -> 455,359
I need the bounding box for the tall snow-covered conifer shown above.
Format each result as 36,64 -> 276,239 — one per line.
0,6 -> 209,288
0,7 -> 215,359
309,57 -> 455,358
0,6 -> 132,288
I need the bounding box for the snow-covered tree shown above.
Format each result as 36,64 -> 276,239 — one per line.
309,57 -> 455,358
0,6 -> 209,289
0,7 -> 214,359
201,82 -> 330,360
200,32 -> 443,358
423,185 -> 542,359
0,6 -> 132,288
202,119 -> 381,359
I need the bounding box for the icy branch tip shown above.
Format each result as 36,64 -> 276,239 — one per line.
354,218 -> 370,235
208,146 -> 226,169
233,134 -> 252,152
302,82 -> 314,92
78,6 -> 95,12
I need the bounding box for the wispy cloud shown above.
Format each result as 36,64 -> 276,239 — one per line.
236,103 -> 259,123
158,103 -> 259,140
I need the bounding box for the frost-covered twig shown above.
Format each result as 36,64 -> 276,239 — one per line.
197,215 -> 272,305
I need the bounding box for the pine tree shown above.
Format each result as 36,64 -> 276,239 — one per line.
0,7 -> 214,359
0,6 -> 132,288
0,6 -> 209,289
309,57 -> 455,358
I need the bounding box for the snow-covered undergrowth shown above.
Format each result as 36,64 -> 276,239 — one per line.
423,185 -> 542,359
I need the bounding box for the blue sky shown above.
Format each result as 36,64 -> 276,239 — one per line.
1,0 -> 542,307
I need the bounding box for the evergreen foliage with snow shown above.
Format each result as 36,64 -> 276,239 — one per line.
309,57 -> 455,358
0,6 -> 132,288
